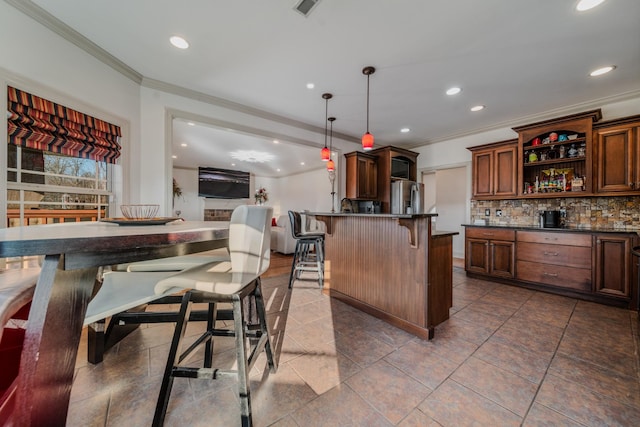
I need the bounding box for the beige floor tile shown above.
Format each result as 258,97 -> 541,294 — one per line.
451,357 -> 538,417
535,374 -> 640,427
290,384 -> 393,427
346,359 -> 432,424
419,379 -> 522,427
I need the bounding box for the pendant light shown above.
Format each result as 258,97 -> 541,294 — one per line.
361,66 -> 376,151
320,93 -> 332,161
326,116 -> 336,172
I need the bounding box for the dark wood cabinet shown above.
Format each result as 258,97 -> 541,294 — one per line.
514,110 -> 601,198
469,140 -> 517,199
368,146 -> 419,213
516,230 -> 592,293
465,226 -> 638,309
345,152 -> 378,199
465,227 -> 515,278
593,119 -> 640,194
594,233 -> 634,299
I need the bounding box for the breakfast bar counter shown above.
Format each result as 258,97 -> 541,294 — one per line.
312,213 -> 457,339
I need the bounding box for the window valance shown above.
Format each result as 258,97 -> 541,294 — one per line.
7,86 -> 121,164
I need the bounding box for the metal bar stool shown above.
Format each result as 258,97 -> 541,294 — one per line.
287,210 -> 324,288
152,205 -> 277,427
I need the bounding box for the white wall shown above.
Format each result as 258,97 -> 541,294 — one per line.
0,2 -> 140,211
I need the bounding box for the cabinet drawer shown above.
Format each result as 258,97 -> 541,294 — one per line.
466,227 -> 515,241
517,230 -> 591,247
517,242 -> 592,269
516,260 -> 591,292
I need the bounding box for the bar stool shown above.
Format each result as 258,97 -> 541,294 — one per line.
152,205 -> 277,427
288,210 -> 324,288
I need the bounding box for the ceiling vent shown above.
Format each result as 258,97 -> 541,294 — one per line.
294,0 -> 320,17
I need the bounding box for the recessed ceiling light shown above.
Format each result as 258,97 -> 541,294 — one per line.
589,65 -> 616,76
277,168 -> 281,172
231,163 -> 236,166
172,155 -> 177,159
470,105 -> 485,112
180,143 -> 187,147
400,128 -> 410,133
576,0 -> 607,12
187,122 -> 195,126
170,36 -> 189,49
273,140 -> 279,144
446,87 -> 462,96
300,162 -> 305,166
230,150 -> 275,163
306,83 -> 315,89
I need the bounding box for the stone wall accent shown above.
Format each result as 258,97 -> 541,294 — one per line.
203,209 -> 233,221
471,196 -> 640,230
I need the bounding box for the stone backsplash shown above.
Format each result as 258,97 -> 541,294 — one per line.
471,196 -> 640,229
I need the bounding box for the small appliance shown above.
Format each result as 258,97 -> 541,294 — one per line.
542,210 -> 560,228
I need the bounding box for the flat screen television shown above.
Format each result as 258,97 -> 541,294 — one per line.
198,167 -> 250,199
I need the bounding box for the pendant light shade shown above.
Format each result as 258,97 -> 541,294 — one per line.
321,146 -> 330,161
327,116 -> 336,171
361,66 -> 376,151
320,93 -> 332,161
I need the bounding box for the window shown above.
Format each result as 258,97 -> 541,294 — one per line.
4,86 -> 121,268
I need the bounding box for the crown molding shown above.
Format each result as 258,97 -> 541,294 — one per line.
5,0 -> 143,83
143,77 -> 359,145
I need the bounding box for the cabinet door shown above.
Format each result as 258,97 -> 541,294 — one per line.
362,157 -> 377,198
489,240 -> 515,278
595,126 -> 636,192
472,150 -> 493,197
466,238 -> 489,274
493,146 -> 517,197
594,234 -> 631,299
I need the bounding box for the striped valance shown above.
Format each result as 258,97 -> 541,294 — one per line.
7,86 -> 121,164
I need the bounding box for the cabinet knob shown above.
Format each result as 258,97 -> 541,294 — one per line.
543,251 -> 559,256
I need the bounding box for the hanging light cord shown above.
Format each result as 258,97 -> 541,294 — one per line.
365,73 -> 370,133
324,97 -> 329,148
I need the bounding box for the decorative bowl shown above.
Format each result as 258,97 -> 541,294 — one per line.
120,204 -> 159,219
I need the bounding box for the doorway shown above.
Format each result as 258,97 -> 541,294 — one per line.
422,165 -> 469,263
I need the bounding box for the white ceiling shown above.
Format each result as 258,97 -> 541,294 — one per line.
16,0 -> 640,177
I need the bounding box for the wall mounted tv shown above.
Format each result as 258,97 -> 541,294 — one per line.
198,167 -> 250,199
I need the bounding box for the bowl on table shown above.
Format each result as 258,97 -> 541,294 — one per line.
120,204 -> 159,219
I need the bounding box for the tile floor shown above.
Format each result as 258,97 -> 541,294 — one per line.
68,267 -> 640,426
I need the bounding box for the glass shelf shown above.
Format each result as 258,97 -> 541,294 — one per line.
523,137 -> 585,151
524,156 -> 586,167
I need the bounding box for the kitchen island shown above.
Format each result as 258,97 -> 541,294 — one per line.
312,213 -> 457,339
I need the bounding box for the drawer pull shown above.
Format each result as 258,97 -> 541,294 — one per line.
543,272 -> 558,277
544,237 -> 558,241
482,233 -> 495,236
543,251 -> 559,256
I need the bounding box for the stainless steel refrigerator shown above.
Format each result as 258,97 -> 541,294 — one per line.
391,180 -> 424,214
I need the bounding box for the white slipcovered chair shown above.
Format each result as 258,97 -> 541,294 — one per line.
152,205 -> 277,427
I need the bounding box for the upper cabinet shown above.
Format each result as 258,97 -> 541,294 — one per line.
369,146 -> 419,213
345,151 -> 378,200
345,146 -> 419,213
469,139 -> 517,199
593,116 -> 640,194
513,110 -> 601,198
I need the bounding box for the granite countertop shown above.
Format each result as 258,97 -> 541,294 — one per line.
309,212 -> 438,218
462,223 -> 640,234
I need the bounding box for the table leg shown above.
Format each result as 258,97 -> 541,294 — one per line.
14,254 -> 98,426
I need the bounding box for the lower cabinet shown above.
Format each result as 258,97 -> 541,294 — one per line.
594,233 -> 633,299
465,227 -> 515,279
464,226 -> 638,308
516,231 -> 592,293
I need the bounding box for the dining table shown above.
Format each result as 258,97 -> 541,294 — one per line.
0,219 -> 229,426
